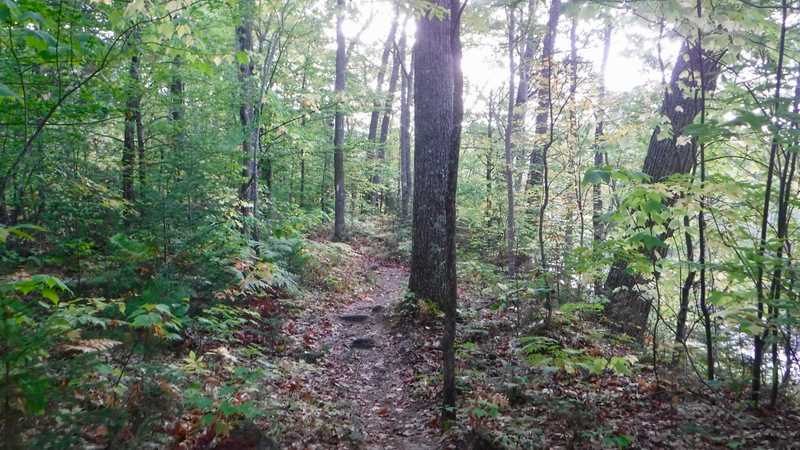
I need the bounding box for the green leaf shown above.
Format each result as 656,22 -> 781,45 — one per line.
23,29 -> 56,51
630,232 -> 665,251
41,288 -> 59,304
0,82 -> 16,99
0,0 -> 20,21
131,312 -> 162,328
235,51 -> 249,65
583,166 -> 612,184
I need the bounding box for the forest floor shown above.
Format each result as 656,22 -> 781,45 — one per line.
281,258 -> 439,449
185,222 -> 800,450
254,228 -> 444,449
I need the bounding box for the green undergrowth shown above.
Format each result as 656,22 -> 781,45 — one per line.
0,212 -> 374,449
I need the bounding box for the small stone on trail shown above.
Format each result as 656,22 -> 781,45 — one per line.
351,337 -> 376,349
340,314 -> 369,323
371,305 -> 384,313
300,350 -> 324,364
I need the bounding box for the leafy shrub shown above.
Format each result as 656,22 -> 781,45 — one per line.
518,336 -> 638,376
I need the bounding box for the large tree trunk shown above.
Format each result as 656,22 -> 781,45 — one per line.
237,0 -> 259,236
409,3 -> 456,304
526,0 -> 560,192
332,0 -> 347,240
408,0 -> 462,423
603,41 -> 722,339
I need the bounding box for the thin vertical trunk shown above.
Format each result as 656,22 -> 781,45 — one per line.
169,55 -> 184,150
368,14 -> 399,145
752,0 -> 787,406
563,15 -> 578,270
333,0 -> 347,240
368,13 -> 399,203
445,0 -> 463,422
299,61 -> 308,207
537,29 -> 555,325
592,23 -> 611,293
170,54 -> 185,222
485,93 -> 495,226
375,24 -> 403,204
122,48 -> 140,204
512,0 -> 537,191
526,0 -> 560,193
136,85 -> 146,192
674,212 -> 695,366
237,0 -> 259,237
504,7 -> 517,276
321,145 -> 330,211
399,31 -> 411,221
767,66 -> 799,407
695,0 -> 713,380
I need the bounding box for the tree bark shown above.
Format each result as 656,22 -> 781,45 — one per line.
122,48 -> 140,204
332,0 -> 347,241
237,0 -> 259,236
512,0 -> 537,191
299,61 -> 308,207
375,24 -> 402,204
368,13 -> 399,204
399,31 -> 411,221
695,1 -> 713,380
485,90 -> 496,226
526,0 -> 560,193
752,0 -> 788,406
408,0 -> 462,423
603,40 -> 722,340
673,212 -> 695,366
503,6 -> 517,276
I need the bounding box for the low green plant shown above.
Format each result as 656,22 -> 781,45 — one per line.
519,336 -> 638,376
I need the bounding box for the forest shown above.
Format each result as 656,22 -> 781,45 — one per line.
1,0 -> 800,448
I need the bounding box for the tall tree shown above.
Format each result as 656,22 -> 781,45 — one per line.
409,0 -> 463,422
236,0 -> 259,237
526,0 -> 560,192
602,41 -> 722,339
368,12 -> 399,204
752,0 -> 788,406
122,47 -> 140,204
332,0 -> 347,240
503,5 -> 517,276
592,22 -> 612,293
512,0 -> 537,191
375,18 -> 403,208
398,29 -> 412,221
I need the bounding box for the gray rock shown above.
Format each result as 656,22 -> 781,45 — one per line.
351,337 -> 377,349
340,314 -> 369,323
